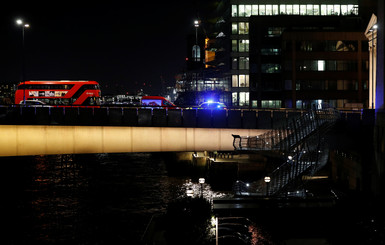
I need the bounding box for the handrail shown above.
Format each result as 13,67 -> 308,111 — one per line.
232,109 -> 340,197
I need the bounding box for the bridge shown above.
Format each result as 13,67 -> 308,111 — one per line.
0,106 -> 370,158
0,106 -> 290,157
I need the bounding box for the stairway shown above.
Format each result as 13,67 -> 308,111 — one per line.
232,109 -> 339,196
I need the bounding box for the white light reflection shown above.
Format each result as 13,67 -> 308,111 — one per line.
182,179 -> 230,202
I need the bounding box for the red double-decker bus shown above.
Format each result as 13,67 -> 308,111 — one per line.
15,80 -> 101,106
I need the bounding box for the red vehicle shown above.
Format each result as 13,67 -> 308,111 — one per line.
141,96 -> 177,108
15,80 -> 101,106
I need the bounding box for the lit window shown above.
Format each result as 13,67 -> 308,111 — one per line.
252,5 -> 258,15
306,5 -> 313,15
232,92 -> 238,104
245,5 -> 252,17
238,40 -> 249,52
232,40 -> 237,52
239,92 -> 249,106
280,4 -> 286,14
321,5 -> 327,15
238,75 -> 249,87
293,5 -> 300,15
238,22 -> 249,34
273,5 -> 279,15
232,5 -> 237,17
266,5 -> 272,15
313,5 -> 320,15
334,5 -> 340,15
232,75 -> 238,87
317,60 -> 325,71
239,57 -> 249,69
239,5 -> 245,17
327,5 -> 333,15
262,100 -> 281,108
259,5 -> 265,15
286,5 -> 293,15
348,5 -> 354,14
341,5 -> 348,15
296,100 -> 303,109
192,45 -> 200,62
232,23 -> 238,35
348,5 -> 359,15
300,5 -> 306,15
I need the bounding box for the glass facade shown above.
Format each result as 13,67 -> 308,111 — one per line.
230,1 -> 361,108
231,4 -> 358,17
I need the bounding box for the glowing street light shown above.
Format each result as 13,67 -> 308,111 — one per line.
199,178 -> 205,197
264,176 -> 271,196
16,19 -> 30,105
369,24 -> 378,109
186,188 -> 194,197
194,20 -> 199,28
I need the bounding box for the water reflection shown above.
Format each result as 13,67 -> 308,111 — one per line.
182,179 -> 230,201
1,153 -> 229,244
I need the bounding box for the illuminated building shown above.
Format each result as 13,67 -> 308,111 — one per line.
230,1 -> 372,109
179,0 -> 378,109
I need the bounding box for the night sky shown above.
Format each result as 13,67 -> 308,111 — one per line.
0,2 -> 198,95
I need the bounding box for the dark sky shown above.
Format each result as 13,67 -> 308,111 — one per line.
0,2 -> 198,95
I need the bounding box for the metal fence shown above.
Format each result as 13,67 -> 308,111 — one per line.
232,109 -> 340,196
0,106 -> 309,128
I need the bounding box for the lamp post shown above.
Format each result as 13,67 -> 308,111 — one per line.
194,20 -> 199,45
193,20 -> 200,91
369,24 -> 378,109
16,19 -> 30,105
199,178 -> 205,198
264,176 -> 271,196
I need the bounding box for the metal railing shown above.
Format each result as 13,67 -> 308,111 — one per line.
232,109 -> 340,196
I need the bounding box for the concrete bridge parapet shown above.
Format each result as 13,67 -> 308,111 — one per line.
0,125 -> 268,157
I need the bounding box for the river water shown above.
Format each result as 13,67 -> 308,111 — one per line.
2,153 -> 384,245
2,153 -> 221,244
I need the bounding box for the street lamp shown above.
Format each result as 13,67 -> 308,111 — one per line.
264,176 -> 271,196
194,20 -> 199,43
199,178 -> 205,197
186,188 -> 194,197
192,20 -> 201,91
369,24 -> 378,109
16,19 -> 30,105
192,20 -> 201,62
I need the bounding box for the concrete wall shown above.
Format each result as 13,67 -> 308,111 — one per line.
0,125 -> 268,157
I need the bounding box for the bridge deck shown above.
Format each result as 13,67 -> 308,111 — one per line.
0,125 -> 268,157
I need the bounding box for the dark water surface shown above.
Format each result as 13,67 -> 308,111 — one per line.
1,153 -> 192,244
2,153 -> 384,245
